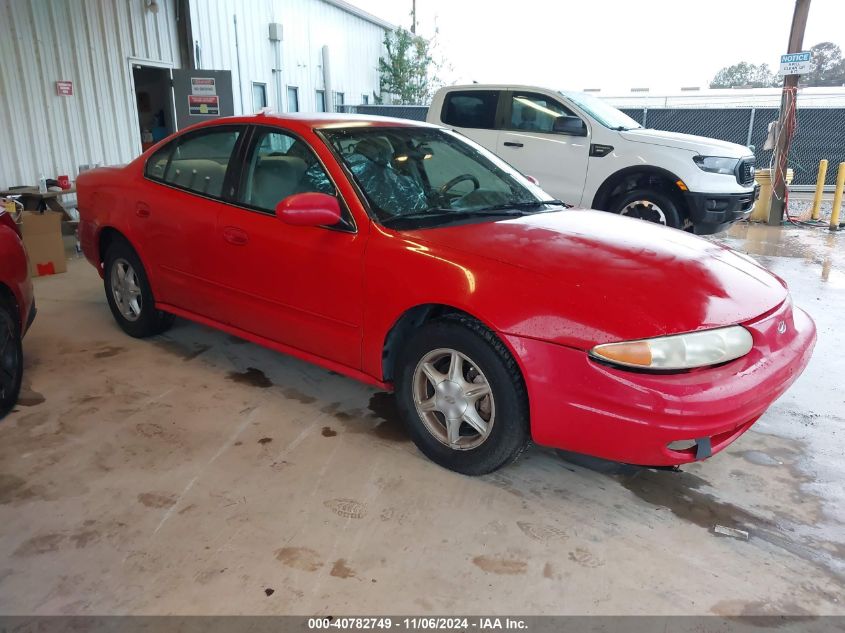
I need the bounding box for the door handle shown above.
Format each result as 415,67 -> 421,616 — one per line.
135,202 -> 151,218
222,226 -> 249,246
503,142 -> 524,148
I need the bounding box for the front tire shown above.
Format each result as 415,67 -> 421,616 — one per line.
395,316 -> 530,475
104,239 -> 174,338
610,188 -> 683,229
0,302 -> 23,419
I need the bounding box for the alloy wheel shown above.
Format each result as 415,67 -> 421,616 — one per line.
412,348 -> 495,450
110,258 -> 143,322
620,200 -> 667,225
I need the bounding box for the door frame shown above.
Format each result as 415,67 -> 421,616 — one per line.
127,57 -> 176,157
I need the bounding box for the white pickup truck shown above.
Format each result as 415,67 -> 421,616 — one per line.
427,85 -> 758,234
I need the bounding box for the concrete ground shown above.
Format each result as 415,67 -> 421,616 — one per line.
1,222 -> 844,616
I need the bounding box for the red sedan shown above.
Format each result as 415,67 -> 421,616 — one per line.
77,114 -> 815,474
0,204 -> 35,418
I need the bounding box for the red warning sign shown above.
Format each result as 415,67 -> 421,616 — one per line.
188,95 -> 220,116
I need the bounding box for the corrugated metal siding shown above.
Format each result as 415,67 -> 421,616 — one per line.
188,0 -> 384,114
0,0 -> 181,189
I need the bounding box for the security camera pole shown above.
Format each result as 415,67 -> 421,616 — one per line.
769,0 -> 811,225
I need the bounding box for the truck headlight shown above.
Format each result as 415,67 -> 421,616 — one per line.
590,326 -> 753,371
693,155 -> 740,175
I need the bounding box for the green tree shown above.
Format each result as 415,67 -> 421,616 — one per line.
802,42 -> 845,86
377,27 -> 442,105
709,62 -> 778,88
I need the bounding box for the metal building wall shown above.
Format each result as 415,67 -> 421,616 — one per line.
0,0 -> 182,189
188,0 -> 386,115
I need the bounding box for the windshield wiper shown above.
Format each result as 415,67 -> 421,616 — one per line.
382,208 -> 529,226
472,199 -> 568,212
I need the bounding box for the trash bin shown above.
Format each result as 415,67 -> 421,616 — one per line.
750,168 -> 794,222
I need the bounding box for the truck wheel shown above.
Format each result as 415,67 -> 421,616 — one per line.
395,315 -> 530,475
104,239 -> 174,338
610,189 -> 682,229
0,301 -> 23,419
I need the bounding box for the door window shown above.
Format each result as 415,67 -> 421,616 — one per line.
145,127 -> 241,198
238,129 -> 335,212
440,90 -> 499,129
508,93 -> 576,133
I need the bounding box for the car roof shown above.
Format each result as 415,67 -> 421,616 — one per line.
180,112 -> 440,135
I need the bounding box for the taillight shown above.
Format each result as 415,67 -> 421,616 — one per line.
0,207 -> 21,238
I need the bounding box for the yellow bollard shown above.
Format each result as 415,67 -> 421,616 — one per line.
831,162 -> 845,231
811,159 -> 828,220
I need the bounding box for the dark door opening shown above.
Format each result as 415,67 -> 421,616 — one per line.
133,65 -> 176,152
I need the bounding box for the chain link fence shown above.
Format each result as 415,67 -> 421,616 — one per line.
339,104 -> 845,187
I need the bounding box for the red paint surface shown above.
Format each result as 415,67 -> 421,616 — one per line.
75,114 -> 817,465
0,216 -> 35,334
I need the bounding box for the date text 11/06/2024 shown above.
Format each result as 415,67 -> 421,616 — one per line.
307,617 -> 528,630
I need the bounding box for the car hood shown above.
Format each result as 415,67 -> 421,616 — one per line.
401,210 -> 787,347
620,128 -> 752,157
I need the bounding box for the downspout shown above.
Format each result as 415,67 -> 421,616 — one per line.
322,45 -> 332,112
233,14 -> 245,114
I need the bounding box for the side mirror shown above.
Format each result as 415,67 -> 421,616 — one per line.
275,192 -> 342,227
552,116 -> 588,137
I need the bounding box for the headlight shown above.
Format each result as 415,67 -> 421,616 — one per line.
590,326 -> 753,371
693,155 -> 740,175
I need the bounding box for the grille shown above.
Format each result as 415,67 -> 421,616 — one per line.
737,160 -> 755,186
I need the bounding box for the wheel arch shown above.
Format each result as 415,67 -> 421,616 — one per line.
591,165 -> 687,211
380,303 -> 520,385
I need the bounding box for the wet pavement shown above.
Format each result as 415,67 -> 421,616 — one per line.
0,221 -> 843,615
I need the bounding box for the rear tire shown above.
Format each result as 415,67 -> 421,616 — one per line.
0,302 -> 23,419
395,315 -> 530,475
104,239 -> 174,338
610,188 -> 682,229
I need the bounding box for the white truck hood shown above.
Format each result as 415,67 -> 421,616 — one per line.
620,128 -> 752,158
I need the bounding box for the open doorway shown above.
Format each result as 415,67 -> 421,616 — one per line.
132,65 -> 176,152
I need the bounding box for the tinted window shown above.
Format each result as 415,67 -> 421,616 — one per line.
238,129 -> 335,212
441,90 -> 499,129
508,93 -> 575,133
148,128 -> 241,198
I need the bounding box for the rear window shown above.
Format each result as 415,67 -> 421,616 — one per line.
441,90 -> 499,129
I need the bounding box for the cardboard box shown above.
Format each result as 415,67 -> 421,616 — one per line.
18,211 -> 67,277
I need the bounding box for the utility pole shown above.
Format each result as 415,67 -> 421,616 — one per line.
411,0 -> 416,33
768,0 -> 811,225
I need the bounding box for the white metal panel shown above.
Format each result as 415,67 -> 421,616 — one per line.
0,0 -> 181,189
187,0 -> 385,115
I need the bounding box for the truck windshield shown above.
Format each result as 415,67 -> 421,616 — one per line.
560,91 -> 642,131
320,126 -> 561,228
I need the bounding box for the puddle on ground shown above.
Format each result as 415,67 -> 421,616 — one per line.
226,367 -> 272,388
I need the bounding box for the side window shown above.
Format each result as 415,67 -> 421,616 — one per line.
145,143 -> 172,180
508,93 -> 575,133
441,90 -> 499,129
158,128 -> 241,197
238,129 -> 335,212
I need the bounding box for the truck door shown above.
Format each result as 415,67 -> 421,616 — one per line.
171,69 -> 235,131
497,91 -> 591,206
437,89 -> 504,154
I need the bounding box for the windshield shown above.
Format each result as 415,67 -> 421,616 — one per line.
560,91 -> 642,131
319,126 -> 560,228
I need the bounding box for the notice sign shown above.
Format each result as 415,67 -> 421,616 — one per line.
191,77 -> 216,95
779,51 -> 813,76
188,95 -> 220,116
55,80 -> 73,96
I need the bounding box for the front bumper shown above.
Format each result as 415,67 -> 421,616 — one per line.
505,298 -> 815,466
685,186 -> 759,235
